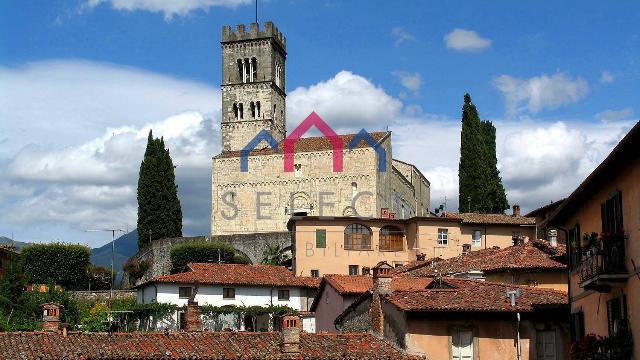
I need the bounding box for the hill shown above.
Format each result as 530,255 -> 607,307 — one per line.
0,236 -> 31,251
90,230 -> 139,282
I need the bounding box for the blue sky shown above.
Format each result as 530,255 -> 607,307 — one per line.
1,0 -> 638,246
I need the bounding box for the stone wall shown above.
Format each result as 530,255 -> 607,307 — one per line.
121,232 -> 292,289
337,296 -> 372,333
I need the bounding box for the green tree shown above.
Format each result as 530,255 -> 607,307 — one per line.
169,241 -> 249,273
137,130 -> 183,248
458,94 -> 509,213
21,243 -> 91,290
260,244 -> 290,265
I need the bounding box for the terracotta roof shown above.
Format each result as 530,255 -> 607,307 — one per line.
322,275 -> 433,295
395,240 -> 566,277
218,132 -> 388,158
443,212 -> 536,225
0,331 -> 421,360
384,278 -> 568,313
140,263 -> 320,289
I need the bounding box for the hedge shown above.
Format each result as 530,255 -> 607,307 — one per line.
170,241 -> 242,273
22,243 -> 91,290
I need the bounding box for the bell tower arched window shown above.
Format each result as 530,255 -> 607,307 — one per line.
232,103 -> 239,120
250,102 -> 256,118
238,103 -> 244,119
256,101 -> 261,118
251,57 -> 257,82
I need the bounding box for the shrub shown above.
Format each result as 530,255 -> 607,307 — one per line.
170,241 -> 237,273
88,265 -> 114,291
22,243 -> 91,290
123,259 -> 150,280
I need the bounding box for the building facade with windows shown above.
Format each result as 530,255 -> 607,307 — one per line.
135,263 -> 320,332
288,208 -> 536,277
549,121 -> 639,359
335,264 -> 570,359
211,22 -> 430,236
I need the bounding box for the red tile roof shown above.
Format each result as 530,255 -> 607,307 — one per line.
322,274 -> 433,295
218,132 -> 388,158
384,278 -> 567,313
0,331 -> 420,359
443,212 -> 536,225
140,263 -> 320,289
395,240 -> 566,277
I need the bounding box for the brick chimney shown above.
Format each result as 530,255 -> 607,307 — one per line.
371,262 -> 393,335
281,315 -> 301,354
372,262 -> 393,295
185,300 -> 203,332
40,303 -> 63,332
512,204 -> 521,216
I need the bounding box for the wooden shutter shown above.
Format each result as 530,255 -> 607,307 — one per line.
316,229 -> 326,248
452,328 -> 474,360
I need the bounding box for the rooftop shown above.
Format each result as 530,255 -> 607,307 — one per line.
384,278 -> 568,313
139,263 -> 321,289
322,274 -> 433,295
217,131 -> 388,158
0,331 -> 420,360
394,240 -> 566,276
443,212 -> 536,225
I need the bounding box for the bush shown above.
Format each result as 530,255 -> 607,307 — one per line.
123,259 -> 150,280
22,243 -> 91,290
170,241 -> 238,273
88,266 -> 114,291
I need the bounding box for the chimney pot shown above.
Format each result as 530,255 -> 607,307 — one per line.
512,205 -> 521,217
40,303 -> 63,332
281,315 -> 301,354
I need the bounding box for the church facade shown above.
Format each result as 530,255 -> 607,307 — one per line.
211,22 -> 430,236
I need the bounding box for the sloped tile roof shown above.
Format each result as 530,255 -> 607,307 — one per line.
322,274 -> 433,295
218,132 -> 388,158
140,263 -> 321,289
395,240 -> 566,277
0,331 -> 421,359
443,212 -> 536,225
385,278 -> 567,313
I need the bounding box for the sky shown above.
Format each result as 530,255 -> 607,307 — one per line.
0,0 -> 638,247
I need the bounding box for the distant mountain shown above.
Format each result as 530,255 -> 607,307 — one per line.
0,236 -> 32,251
90,230 -> 139,282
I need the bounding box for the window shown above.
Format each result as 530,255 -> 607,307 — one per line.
223,287 -> 235,299
451,328 -> 474,360
237,59 -> 243,81
568,223 -> 581,269
178,286 -> 192,299
238,103 -> 244,119
351,182 -> 357,198
512,231 -> 522,245
601,191 -> 623,234
571,311 -> 585,341
362,267 -> 371,275
344,224 -> 372,250
315,229 -> 326,248
294,163 -> 302,177
348,265 -> 359,275
437,228 -> 448,246
233,103 -> 239,120
251,57 -> 257,81
310,269 -> 320,278
536,330 -> 557,360
278,289 -> 290,301
256,101 -> 261,117
472,230 -> 482,246
250,102 -> 256,118
380,225 -> 404,251
607,294 -> 627,337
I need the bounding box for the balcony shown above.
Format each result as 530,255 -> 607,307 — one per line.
578,234 -> 627,292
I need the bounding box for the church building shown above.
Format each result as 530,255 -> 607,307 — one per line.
211,22 -> 430,235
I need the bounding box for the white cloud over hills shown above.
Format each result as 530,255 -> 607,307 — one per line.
0,59 -> 634,245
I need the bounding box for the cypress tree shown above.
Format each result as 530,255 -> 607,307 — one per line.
458,94 -> 509,213
137,130 -> 183,248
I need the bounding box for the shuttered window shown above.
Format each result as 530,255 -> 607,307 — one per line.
451,328 -> 474,360
536,330 -> 557,360
315,229 -> 326,248
607,294 -> 627,337
601,191 -> 624,234
344,224 -> 372,250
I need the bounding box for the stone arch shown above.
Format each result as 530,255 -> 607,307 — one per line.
290,191 -> 311,216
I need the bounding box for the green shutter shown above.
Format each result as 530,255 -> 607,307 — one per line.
316,229 -> 326,248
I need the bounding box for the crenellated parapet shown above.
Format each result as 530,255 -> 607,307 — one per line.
222,21 -> 286,51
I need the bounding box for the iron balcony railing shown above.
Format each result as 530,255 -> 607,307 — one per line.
578,237 -> 627,283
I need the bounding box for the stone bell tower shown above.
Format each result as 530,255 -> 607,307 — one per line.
220,22 -> 287,152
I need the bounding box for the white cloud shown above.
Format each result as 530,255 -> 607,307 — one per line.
444,29 -> 491,52
600,70 -> 615,84
391,27 -> 414,46
596,108 -> 634,123
84,0 -> 250,20
287,70 -> 402,132
493,73 -> 589,114
392,71 -> 423,93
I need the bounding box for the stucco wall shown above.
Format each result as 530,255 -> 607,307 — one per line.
486,271 -> 568,292
561,159 -> 640,359
313,284 -> 361,333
